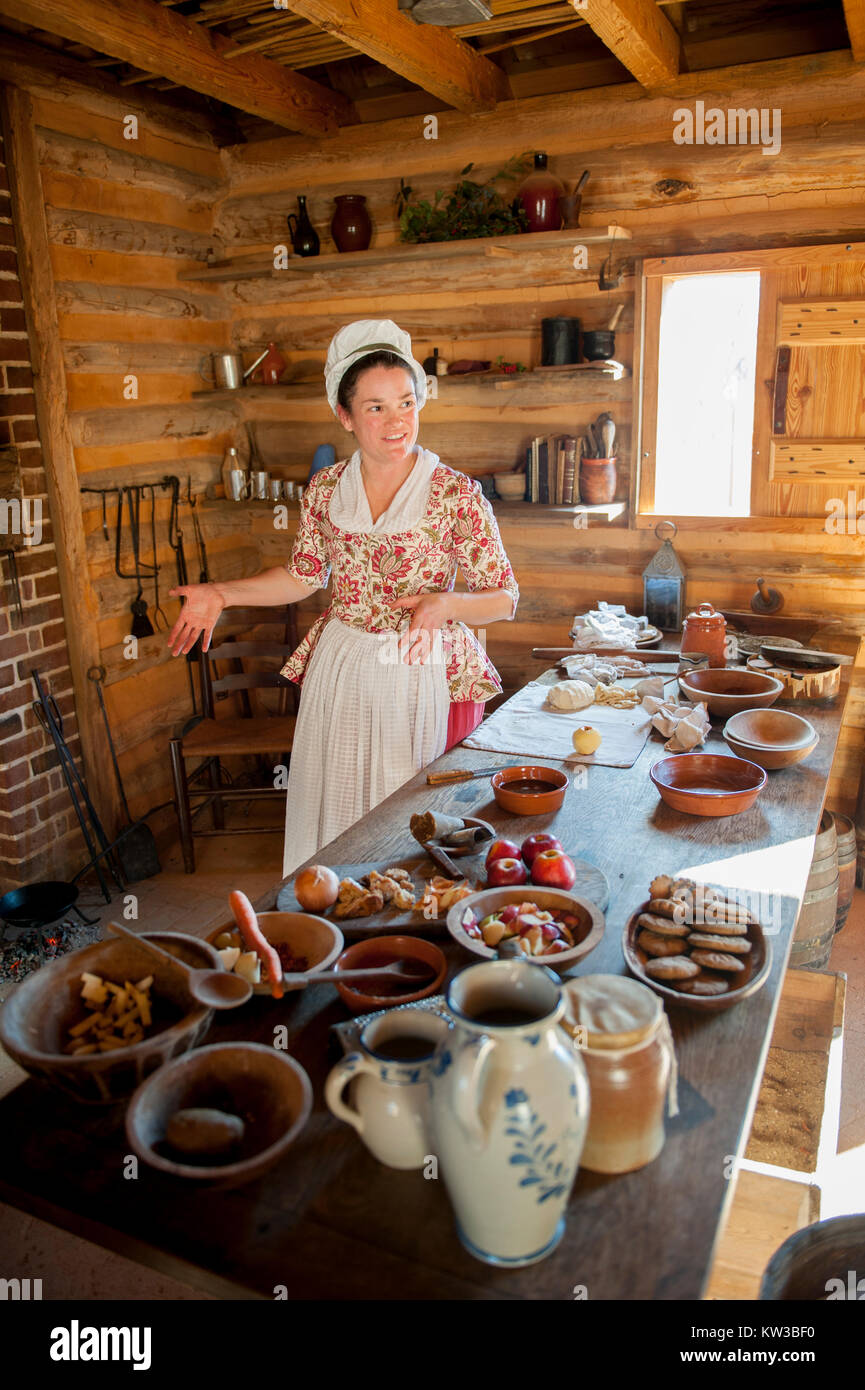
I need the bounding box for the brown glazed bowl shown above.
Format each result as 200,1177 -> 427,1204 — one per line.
650,753 -> 767,816
678,668 -> 784,716
623,902 -> 771,1013
126,1042 -> 312,1188
491,765 -> 569,816
332,935 -> 447,1013
0,932 -> 219,1105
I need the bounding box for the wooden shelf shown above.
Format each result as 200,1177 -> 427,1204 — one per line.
179,226 -> 632,283
492,501 -> 627,524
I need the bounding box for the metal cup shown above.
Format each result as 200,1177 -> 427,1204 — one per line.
227,469 -> 249,501
212,352 -> 243,390
284,481 -> 296,502
250,470 -> 269,500
269,478 -> 283,501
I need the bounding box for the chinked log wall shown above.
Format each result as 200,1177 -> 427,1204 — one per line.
10,48 -> 865,857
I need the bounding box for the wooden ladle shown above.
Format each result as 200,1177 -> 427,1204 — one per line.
283,961 -> 435,989
107,922 -> 253,1009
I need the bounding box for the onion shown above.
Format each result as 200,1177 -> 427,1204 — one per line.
294,864 -> 339,913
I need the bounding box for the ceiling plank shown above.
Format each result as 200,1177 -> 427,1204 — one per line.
0,0 -> 353,134
571,0 -> 681,90
842,0 -> 865,61
277,0 -> 511,111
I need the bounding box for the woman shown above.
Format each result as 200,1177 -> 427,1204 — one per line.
168,319 -> 519,876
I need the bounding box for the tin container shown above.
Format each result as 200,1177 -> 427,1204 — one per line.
212,352 -> 242,390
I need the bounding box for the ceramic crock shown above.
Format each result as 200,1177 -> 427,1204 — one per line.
681,601 -> 727,668
429,959 -> 589,1267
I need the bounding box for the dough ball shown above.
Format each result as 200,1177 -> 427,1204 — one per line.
548,680 -> 594,712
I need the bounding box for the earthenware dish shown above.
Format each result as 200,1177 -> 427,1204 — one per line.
332,935 -> 447,1013
650,753 -> 767,816
446,884 -> 604,971
208,911 -> 344,995
491,765 -> 569,815
623,902 -> 771,1013
677,668 -> 784,716
125,1042 -> 312,1188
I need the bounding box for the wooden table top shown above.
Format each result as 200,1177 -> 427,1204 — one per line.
0,658 -> 855,1301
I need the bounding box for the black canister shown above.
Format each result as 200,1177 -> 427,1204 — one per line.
541,316 -> 581,366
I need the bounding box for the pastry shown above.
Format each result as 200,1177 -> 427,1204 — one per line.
644,955 -> 700,980
647,897 -> 690,923
689,949 -> 745,973
548,679 -> 594,711
333,878 -> 385,919
687,932 -> 751,954
673,977 -> 730,996
368,869 -> 415,910
636,912 -> 690,937
638,930 -> 687,958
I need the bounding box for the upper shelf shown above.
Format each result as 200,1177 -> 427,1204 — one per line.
179,226 -> 632,283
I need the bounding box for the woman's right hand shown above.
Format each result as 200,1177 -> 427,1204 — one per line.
167,583 -> 225,656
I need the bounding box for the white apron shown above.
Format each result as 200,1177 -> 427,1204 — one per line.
282,449 -> 451,877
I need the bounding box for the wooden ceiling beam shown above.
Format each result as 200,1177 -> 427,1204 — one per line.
276,0 -> 511,111
572,0 -> 681,90
842,0 -> 865,61
0,0 -> 353,134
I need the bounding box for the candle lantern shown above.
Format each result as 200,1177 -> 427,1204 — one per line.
642,521 -> 686,631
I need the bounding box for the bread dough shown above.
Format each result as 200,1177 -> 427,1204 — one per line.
548,679 -> 594,711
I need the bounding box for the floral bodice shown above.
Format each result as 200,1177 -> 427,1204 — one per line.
281,458 -> 519,702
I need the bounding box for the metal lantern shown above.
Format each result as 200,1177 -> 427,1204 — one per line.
642,521 -> 686,632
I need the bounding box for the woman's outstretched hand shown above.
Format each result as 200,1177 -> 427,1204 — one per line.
390,593 -> 452,665
167,584 -> 225,656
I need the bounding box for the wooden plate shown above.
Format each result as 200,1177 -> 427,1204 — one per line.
622,899 -> 772,1013
275,856 -> 471,935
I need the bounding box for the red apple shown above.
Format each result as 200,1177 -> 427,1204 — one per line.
499,904 -> 520,924
485,838 -> 521,872
531,850 -> 577,890
486,856 -> 529,887
521,833 -> 564,867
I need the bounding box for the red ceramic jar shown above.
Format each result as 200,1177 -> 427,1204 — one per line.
331,195 -> 372,253
517,153 -> 563,233
681,601 -> 727,668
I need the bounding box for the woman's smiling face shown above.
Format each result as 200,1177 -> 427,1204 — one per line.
336,364 -> 419,468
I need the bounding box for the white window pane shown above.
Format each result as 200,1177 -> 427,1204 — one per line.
654,272 -> 761,516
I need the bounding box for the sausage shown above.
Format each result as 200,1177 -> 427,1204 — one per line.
228,890 -> 284,999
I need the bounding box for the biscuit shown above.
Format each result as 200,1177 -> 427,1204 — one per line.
687,917 -> 749,936
673,977 -> 730,996
687,933 -> 752,954
638,930 -> 688,958
647,897 -> 691,923
689,950 -> 745,973
637,912 -> 690,938
644,955 -> 700,980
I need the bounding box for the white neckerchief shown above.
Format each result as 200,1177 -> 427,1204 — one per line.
328,446 -> 439,535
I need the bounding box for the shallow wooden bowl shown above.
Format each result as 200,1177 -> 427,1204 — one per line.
724,727 -> 818,771
623,902 -> 771,1013
125,1042 -> 312,1188
332,935 -> 447,1013
494,473 -> 527,500
678,668 -> 784,716
208,912 -> 343,995
650,753 -> 767,816
0,932 -> 220,1105
447,885 -> 604,971
724,708 -> 817,750
491,765 -> 568,815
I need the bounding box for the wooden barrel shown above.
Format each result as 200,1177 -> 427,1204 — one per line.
790,812 -> 838,971
760,1215 -> 865,1299
833,813 -> 856,934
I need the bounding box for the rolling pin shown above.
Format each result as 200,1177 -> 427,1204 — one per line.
530,647 -> 705,663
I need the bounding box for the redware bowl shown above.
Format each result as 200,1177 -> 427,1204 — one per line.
650,753 -> 767,817
332,935 -> 447,1013
491,765 -> 568,816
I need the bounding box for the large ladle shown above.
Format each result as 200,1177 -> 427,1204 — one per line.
107,922 -> 252,1009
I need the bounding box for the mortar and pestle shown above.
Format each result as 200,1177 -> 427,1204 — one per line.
582,303 -> 624,361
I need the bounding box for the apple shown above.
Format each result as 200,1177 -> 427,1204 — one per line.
521,833 -> 563,867
486,856 -> 529,887
485,838 -> 521,872
499,904 -> 520,924
531,849 -> 577,890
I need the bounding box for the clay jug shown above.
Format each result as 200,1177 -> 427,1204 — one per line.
517,153 -> 564,233
286,195 -> 319,257
331,195 -> 372,253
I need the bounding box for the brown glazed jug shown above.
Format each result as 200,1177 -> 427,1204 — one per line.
517,153 -> 563,233
331,195 -> 372,253
681,601 -> 727,668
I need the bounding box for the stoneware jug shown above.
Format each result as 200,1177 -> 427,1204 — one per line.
429,959 -> 589,1267
325,1008 -> 451,1169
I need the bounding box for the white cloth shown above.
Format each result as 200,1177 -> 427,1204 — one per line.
324,319 -> 428,417
281,445 -> 449,877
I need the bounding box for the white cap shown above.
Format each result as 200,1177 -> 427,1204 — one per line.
324,319 -> 428,417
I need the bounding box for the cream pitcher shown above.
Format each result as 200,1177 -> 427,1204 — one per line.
429,959 -> 589,1267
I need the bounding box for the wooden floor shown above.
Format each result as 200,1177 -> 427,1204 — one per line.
0,812 -> 863,1301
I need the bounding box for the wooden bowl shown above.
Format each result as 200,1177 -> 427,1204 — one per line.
332,935 -> 447,1013
125,1042 -> 312,1188
447,885 -> 604,972
491,765 -> 568,815
623,901 -> 771,1012
208,912 -> 343,995
0,932 -> 219,1106
678,668 -> 784,716
494,473 -> 527,500
650,753 -> 767,817
724,710 -> 819,770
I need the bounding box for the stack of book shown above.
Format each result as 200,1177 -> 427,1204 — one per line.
525,435 -> 579,505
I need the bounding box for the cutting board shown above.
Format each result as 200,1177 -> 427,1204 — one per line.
276,853 -> 610,935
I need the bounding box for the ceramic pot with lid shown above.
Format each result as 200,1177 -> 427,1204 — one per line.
562,975 -> 677,1174
681,601 -> 727,668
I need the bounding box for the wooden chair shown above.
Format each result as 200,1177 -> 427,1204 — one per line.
168,605 -> 300,873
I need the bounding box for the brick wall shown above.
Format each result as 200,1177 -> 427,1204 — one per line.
0,125 -> 87,889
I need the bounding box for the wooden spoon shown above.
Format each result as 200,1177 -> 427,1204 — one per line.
284,961 -> 436,989
107,922 -> 252,1010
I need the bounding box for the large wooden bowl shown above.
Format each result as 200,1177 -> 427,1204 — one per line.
678,668 -> 784,716
447,884 -> 604,972
623,902 -> 771,1013
0,932 -> 219,1105
208,912 -> 343,995
650,753 -> 767,816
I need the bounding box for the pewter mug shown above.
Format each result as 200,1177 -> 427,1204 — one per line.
227,469 -> 250,501
212,352 -> 242,390
250,470 -> 269,501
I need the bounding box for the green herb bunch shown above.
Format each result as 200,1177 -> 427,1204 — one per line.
396,155 -> 531,244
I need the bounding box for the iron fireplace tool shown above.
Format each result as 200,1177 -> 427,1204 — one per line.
166,474 -> 202,732
145,483 -> 168,630
114,488 -> 155,639
2,549 -> 23,627
87,666 -> 161,881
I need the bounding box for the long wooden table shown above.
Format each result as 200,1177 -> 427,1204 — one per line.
0,661 -> 855,1300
